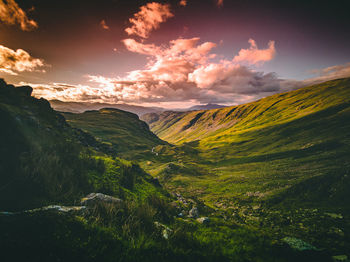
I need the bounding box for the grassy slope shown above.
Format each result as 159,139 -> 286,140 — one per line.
141,79 -> 350,253
143,78 -> 350,146
0,80 -> 165,211
64,109 -> 166,159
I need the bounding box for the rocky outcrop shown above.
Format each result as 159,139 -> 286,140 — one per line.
81,193 -> 123,206
197,217 -> 210,224
188,206 -> 199,218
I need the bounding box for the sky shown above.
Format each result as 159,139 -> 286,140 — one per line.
0,0 -> 350,108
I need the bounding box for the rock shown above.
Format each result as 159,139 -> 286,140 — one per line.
1,205 -> 87,216
178,212 -> 184,217
81,193 -> 122,206
197,217 -> 210,224
154,222 -> 173,240
188,206 -> 199,218
37,205 -> 87,214
16,85 -> 33,96
332,255 -> 348,262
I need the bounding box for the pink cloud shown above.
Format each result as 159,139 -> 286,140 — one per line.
179,0 -> 187,6
0,44 -> 46,75
125,2 -> 174,38
233,39 -> 276,65
0,0 -> 37,31
82,37 -> 280,104
122,38 -> 161,55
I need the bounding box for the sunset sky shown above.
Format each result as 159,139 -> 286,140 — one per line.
0,0 -> 349,108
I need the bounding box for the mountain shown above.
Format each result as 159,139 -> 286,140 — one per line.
187,103 -> 227,111
0,79 -> 165,211
63,108 -> 166,159
142,78 -> 350,211
142,78 -> 350,145
1,79 -> 306,262
49,99 -> 164,116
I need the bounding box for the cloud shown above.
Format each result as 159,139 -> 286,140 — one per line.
217,0 -> 224,8
22,82 -> 106,102
27,61 -> 350,107
82,37 -> 281,105
17,31 -> 280,106
125,2 -> 174,38
307,62 -> 350,83
179,0 -> 187,6
100,19 -> 109,30
0,0 -> 38,31
0,44 -> 46,75
233,39 -> 276,65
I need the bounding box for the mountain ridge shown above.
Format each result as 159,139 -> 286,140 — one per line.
142,78 -> 350,145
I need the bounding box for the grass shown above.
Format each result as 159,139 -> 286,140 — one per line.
63,108 -> 166,160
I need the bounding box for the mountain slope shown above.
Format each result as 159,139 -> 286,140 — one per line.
63,109 -> 166,159
142,78 -> 350,147
0,79 -> 165,211
142,78 -> 350,211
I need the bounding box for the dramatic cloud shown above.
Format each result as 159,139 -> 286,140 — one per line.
0,44 -> 46,75
125,2 -> 173,38
100,19 -> 109,30
81,35 -> 282,105
15,1 -> 288,106
0,0 -> 37,31
233,39 -> 276,65
29,61 -> 350,107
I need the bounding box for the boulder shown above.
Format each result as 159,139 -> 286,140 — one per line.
188,206 -> 199,218
154,222 -> 173,240
197,217 -> 210,224
38,205 -> 87,215
81,193 -> 122,206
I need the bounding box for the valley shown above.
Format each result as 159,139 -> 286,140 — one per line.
1,78 -> 349,261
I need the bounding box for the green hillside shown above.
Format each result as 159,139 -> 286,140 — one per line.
64,109 -> 166,159
141,78 -> 350,207
0,79 -> 166,211
140,79 -> 350,254
2,79 -> 312,262
143,78 -> 350,146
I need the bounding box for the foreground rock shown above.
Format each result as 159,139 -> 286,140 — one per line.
188,206 -> 199,218
154,221 -> 173,240
197,217 -> 210,224
81,193 -> 123,206
0,205 -> 86,216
